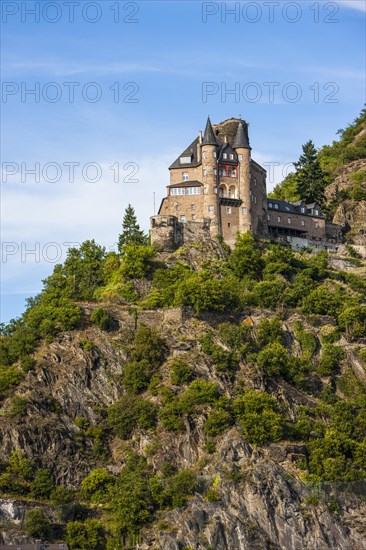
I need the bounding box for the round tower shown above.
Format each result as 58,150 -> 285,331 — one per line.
233,121 -> 252,234
201,116 -> 219,236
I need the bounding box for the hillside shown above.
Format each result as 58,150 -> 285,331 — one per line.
271,108 -> 366,244
1,229 -> 366,549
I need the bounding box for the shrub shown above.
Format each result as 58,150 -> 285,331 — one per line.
318,345 -> 344,376
257,342 -> 291,377
66,519 -> 106,550
108,395 -> 157,439
302,286 -> 339,316
7,451 -> 34,481
0,366 -> 22,400
130,325 -> 166,368
81,468 -> 114,504
123,360 -> 154,393
24,509 -> 52,539
120,243 -> 156,279
91,308 -> 115,331
229,232 -> 263,280
257,317 -> 284,347
179,380 -> 221,414
159,401 -> 184,432
9,396 -> 28,417
170,358 -> 195,385
233,390 -> 284,445
165,469 -> 196,508
30,469 -> 53,499
338,306 -> 366,339
204,409 -> 232,437
252,280 -> 287,309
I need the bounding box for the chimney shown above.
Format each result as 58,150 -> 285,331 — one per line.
197,131 -> 202,162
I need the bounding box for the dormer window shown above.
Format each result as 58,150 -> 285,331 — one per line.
301,207 -> 305,213
180,156 -> 191,164
223,153 -> 227,159
230,154 -> 234,160
182,172 -> 189,181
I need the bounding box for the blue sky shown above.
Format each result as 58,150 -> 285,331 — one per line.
1,0 -> 365,323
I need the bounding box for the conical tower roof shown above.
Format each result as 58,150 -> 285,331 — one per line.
233,121 -> 251,149
203,116 -> 218,146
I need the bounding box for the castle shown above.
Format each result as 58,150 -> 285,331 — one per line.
150,117 -> 341,250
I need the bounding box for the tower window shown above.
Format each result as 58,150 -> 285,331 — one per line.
182,172 -> 189,181
228,222 -> 231,228
301,220 -> 305,226
180,215 -> 186,223
203,152 -> 206,159
203,169 -> 207,176
226,207 -> 231,214
191,204 -> 195,209
242,207 -> 247,215
208,205 -> 214,212
267,215 -> 271,221
238,154 -> 243,160
288,218 -> 291,224
212,152 -> 217,158
223,153 -> 227,159
192,214 -> 196,220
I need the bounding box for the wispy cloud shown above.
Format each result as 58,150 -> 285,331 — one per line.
337,0 -> 366,13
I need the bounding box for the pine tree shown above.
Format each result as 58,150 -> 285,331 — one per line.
294,140 -> 327,204
118,204 -> 146,253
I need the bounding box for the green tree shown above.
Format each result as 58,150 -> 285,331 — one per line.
118,204 -> 147,253
293,140 -> 327,204
63,240 -> 106,300
229,232 -> 263,280
24,509 -> 52,539
30,469 -> 53,499
66,519 -> 106,550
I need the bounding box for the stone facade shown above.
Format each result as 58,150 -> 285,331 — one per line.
151,117 -> 342,250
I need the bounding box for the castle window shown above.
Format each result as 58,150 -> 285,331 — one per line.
301,207 -> 305,213
238,154 -> 243,160
212,152 -> 217,158
180,156 -> 191,164
274,204 -> 279,209
180,215 -> 186,223
232,169 -> 237,177
277,216 -> 281,222
176,205 -> 180,210
230,154 -> 234,160
191,204 -> 195,209
203,169 -> 207,176
192,214 -> 196,220
203,152 -> 206,159
254,196 -> 257,204
314,209 -> 319,216
171,187 -> 185,195
223,153 -> 227,159
228,222 -> 231,228
268,202 -> 273,208
242,207 -> 247,215
186,187 -> 200,195
288,218 -> 291,224
267,215 -> 271,221
182,172 -> 189,181
301,220 -> 305,226
208,205 -> 214,212
226,207 -> 231,214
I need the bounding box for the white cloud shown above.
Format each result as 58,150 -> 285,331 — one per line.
337,0 -> 366,12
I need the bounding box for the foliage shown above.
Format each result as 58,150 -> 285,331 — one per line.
30,469 -> 54,499
123,360 -> 154,393
108,395 -> 157,439
81,468 -> 114,504
204,409 -> 232,436
179,380 -> 221,414
233,390 -> 285,445
252,279 -> 287,309
24,509 -> 52,539
257,342 -> 292,377
164,469 -> 196,507
229,232 -> 263,280
63,240 -> 106,301
118,204 -> 147,254
66,519 -> 106,550
318,345 -> 344,376
338,306 -> 366,339
120,244 -> 156,280
129,325 -> 166,368
170,358 -> 196,385
91,307 -> 116,331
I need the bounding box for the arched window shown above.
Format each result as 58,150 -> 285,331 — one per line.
229,185 -> 237,198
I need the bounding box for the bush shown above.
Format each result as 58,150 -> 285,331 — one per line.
338,306 -> 366,339
9,396 -> 28,417
108,395 -> 157,439
229,232 -> 263,280
66,519 -> 106,550
318,345 -> 344,376
165,469 -> 196,508
123,360 -> 154,393
30,469 -> 53,499
81,468 -> 114,504
179,380 -> 221,414
204,409 -> 232,437
0,366 -> 22,400
159,400 -> 184,432
302,286 -> 339,316
120,243 -> 156,279
91,308 -> 115,331
130,325 -> 166,367
252,280 -> 287,309
24,509 -> 52,539
170,358 -> 195,385
233,390 -> 284,445
257,342 -> 291,377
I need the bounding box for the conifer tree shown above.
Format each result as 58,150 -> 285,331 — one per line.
118,204 -> 146,253
294,140 -> 327,204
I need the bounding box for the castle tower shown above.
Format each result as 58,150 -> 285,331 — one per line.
233,121 -> 252,233
201,116 -> 220,237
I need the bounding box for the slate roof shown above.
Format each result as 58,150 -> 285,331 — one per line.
203,116 -> 218,145
233,121 -> 251,149
267,199 -> 324,218
169,137 -> 201,170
